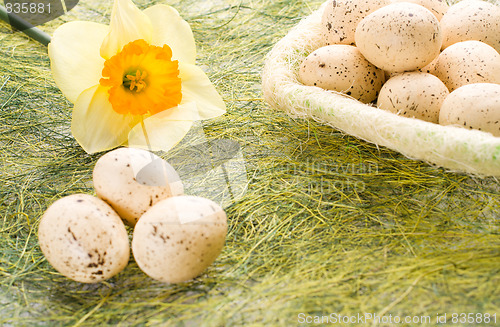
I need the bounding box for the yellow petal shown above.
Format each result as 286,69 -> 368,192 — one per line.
72,85 -> 139,153
179,63 -> 226,120
100,0 -> 153,60
144,5 -> 196,64
127,103 -> 196,151
48,21 -> 108,103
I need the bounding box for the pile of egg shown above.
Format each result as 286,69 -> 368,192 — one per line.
299,0 -> 500,136
38,148 -> 228,284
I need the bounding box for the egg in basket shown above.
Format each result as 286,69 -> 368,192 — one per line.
262,0 -> 500,176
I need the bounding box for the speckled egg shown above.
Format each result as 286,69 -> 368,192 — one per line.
355,2 -> 442,73
377,72 -> 449,123
433,40 -> 500,92
132,196 -> 227,283
440,0 -> 500,53
321,0 -> 389,46
38,194 -> 130,283
390,0 -> 449,20
93,147 -> 184,226
439,83 -> 500,136
298,44 -> 385,103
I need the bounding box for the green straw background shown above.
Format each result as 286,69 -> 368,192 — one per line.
0,0 -> 498,325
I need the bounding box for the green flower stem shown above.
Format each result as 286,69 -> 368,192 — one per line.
0,5 -> 51,46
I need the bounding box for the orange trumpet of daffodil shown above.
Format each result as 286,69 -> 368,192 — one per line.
48,0 -> 226,153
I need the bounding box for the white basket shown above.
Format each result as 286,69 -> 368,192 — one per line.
262,1 -> 500,177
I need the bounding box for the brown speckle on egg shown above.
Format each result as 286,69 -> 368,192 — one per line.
433,40 -> 500,92
299,44 -> 385,103
439,83 -> 500,136
320,0 -> 390,46
440,0 -> 500,53
93,147 -> 184,226
355,2 -> 442,73
38,194 -> 130,283
377,72 -> 449,123
132,196 -> 227,283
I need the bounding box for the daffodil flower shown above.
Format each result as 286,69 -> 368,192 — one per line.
48,0 -> 226,153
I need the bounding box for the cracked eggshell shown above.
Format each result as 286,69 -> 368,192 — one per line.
355,2 -> 442,73
321,0 -> 389,46
377,72 -> 449,123
298,44 -> 385,103
38,194 -> 130,283
439,83 -> 500,137
440,0 -> 500,53
391,0 -> 449,21
433,40 -> 500,92
132,196 -> 227,283
93,147 -> 184,226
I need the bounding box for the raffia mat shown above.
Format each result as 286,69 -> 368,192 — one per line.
1,0 -> 500,326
